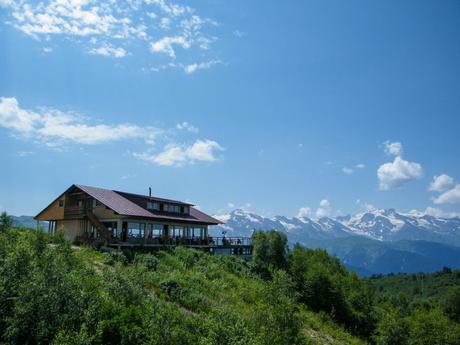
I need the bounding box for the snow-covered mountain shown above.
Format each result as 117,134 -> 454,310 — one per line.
211,208 -> 460,247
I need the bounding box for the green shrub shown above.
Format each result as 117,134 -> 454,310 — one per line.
134,253 -> 159,271
103,251 -> 128,266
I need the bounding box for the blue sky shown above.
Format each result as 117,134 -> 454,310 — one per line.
1,0 -> 460,218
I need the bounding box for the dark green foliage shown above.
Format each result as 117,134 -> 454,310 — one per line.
0,211 -> 12,232
0,229 -> 310,345
288,244 -> 378,337
373,310 -> 409,345
443,286 -> 460,323
252,230 -> 288,279
134,253 -> 160,270
103,250 -> 128,265
1,228 -> 458,345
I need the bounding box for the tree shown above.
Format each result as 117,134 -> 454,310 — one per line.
0,211 -> 12,231
408,308 -> 460,345
443,286 -> 460,323
373,310 -> 409,345
251,230 -> 288,279
254,270 -> 304,345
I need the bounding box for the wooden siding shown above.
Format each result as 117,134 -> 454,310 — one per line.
93,203 -> 120,220
36,196 -> 66,221
56,219 -> 84,241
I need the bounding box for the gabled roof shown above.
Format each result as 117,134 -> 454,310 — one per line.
75,185 -> 154,219
36,184 -> 222,225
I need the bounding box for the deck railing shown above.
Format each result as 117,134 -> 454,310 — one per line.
111,236 -> 252,247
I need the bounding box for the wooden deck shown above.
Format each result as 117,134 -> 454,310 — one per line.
106,236 -> 253,257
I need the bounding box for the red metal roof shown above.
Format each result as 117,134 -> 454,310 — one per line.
75,185 -> 153,218
74,184 -> 222,225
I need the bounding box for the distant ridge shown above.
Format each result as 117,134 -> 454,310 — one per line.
11,215 -> 47,230
210,208 -> 460,275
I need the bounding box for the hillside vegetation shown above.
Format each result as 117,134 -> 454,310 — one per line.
0,225 -> 459,344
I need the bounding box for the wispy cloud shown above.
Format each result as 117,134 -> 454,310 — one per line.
89,44 -> 127,58
410,206 -> 460,218
383,140 -> 403,156
1,0 -> 221,73
150,35 -> 191,59
133,139 -> 224,167
0,97 -> 224,167
297,206 -> 312,218
0,97 -> 155,145
341,163 -> 364,175
176,121 -> 198,133
342,167 -> 354,175
183,59 -> 222,74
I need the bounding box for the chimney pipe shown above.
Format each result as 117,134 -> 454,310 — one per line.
149,187 -> 152,198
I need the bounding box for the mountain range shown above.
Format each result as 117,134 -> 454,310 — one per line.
10,211 -> 460,275
210,209 -> 460,275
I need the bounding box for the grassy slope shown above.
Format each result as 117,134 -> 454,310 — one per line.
74,246 -> 366,345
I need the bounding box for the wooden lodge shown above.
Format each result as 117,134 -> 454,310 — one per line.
35,184 -> 252,257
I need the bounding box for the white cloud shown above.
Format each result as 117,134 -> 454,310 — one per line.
428,174 -> 455,193
0,0 -> 13,7
0,97 -> 224,167
150,35 -> 190,58
433,185 -> 460,205
227,202 -> 235,208
423,206 -> 460,218
297,207 -> 312,218
384,141 -> 403,156
356,199 -> 377,212
342,167 -> 353,175
0,97 -> 152,145
408,207 -> 460,218
176,121 -> 198,133
133,139 -> 224,167
316,199 -> 331,218
233,30 -> 245,38
355,163 -> 365,169
377,142 -> 422,190
183,59 -> 222,74
17,150 -> 33,157
89,44 -> 127,58
0,97 -> 40,132
2,0 -> 220,69
377,156 -> 423,190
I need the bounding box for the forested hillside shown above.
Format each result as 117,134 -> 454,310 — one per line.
0,226 -> 459,344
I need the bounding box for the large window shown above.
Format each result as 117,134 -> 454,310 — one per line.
159,203 -> 181,214
147,201 -> 160,211
128,222 -> 145,238
147,224 -> 163,238
191,227 -> 204,239
168,225 -> 187,238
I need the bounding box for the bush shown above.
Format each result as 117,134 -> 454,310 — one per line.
103,251 -> 128,266
160,279 -> 182,299
134,253 -> 160,271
